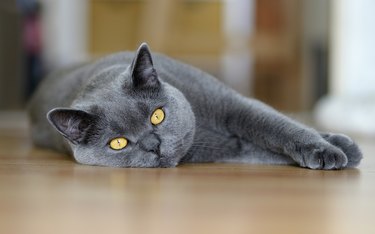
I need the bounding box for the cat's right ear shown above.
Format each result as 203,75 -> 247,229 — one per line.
130,43 -> 160,89
47,108 -> 97,145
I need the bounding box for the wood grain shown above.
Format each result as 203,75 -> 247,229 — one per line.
0,113 -> 374,234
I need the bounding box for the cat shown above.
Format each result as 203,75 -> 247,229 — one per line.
27,43 -> 362,169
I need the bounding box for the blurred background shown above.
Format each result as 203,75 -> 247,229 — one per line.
1,0 -> 374,136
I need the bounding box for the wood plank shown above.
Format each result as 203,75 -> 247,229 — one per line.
0,113 -> 374,234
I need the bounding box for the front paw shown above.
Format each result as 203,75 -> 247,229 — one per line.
321,133 -> 363,168
299,141 -> 349,170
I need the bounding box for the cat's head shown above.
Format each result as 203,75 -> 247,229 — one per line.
47,43 -> 196,167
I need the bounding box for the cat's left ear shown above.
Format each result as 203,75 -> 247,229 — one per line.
47,108 -> 97,145
130,43 -> 160,89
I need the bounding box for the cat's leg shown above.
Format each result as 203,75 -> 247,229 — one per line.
183,127 -> 296,166
226,98 -> 362,169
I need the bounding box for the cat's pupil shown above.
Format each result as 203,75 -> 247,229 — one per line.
109,137 -> 127,150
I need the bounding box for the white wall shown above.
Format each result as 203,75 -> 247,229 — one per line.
330,0 -> 375,97
221,0 -> 255,97
40,0 -> 89,69
315,0 -> 375,137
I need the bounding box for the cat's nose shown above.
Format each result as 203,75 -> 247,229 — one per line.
139,134 -> 160,153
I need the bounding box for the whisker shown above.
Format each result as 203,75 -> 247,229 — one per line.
190,144 -> 224,151
192,143 -> 223,146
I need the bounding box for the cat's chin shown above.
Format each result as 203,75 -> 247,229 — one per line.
158,157 -> 179,168
157,150 -> 184,168
157,130 -> 195,168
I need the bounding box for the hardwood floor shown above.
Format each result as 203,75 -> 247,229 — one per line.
0,112 -> 374,234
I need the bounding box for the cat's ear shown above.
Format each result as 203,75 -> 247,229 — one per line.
47,108 -> 97,145
130,43 -> 160,89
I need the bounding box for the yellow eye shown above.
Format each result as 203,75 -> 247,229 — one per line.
109,137 -> 128,150
151,108 -> 165,125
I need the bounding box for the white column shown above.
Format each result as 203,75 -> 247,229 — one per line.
315,0 -> 375,137
40,0 -> 89,69
221,0 -> 255,97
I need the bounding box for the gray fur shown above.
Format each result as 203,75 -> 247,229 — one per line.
27,43 -> 362,169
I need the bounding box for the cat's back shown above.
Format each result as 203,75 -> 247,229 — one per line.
29,52 -> 135,115
28,63 -> 90,119
90,51 -> 224,91
29,50 -> 233,125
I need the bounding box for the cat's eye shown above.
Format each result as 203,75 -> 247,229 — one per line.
151,108 -> 165,125
109,137 -> 128,150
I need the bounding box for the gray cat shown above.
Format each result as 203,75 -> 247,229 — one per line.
27,43 -> 362,169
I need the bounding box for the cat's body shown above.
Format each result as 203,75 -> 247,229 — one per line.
28,44 -> 362,169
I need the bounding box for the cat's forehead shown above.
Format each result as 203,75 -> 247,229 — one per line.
107,110 -> 146,135
88,98 -> 149,118
87,98 -> 159,135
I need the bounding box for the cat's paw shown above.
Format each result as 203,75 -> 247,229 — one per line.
321,133 -> 363,168
299,141 -> 349,170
